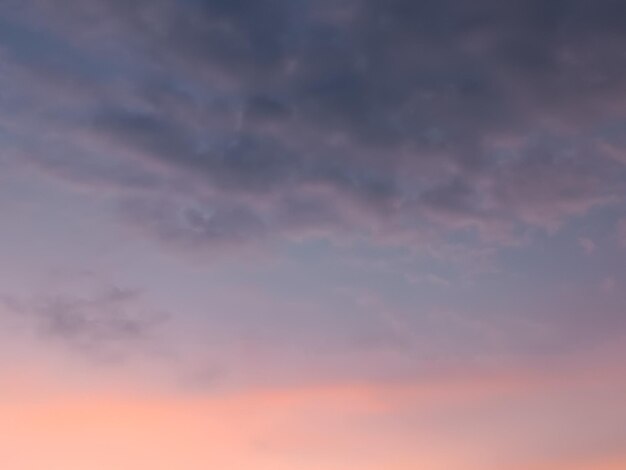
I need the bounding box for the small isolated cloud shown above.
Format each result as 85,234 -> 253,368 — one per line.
578,237 -> 597,255
1,286 -> 167,362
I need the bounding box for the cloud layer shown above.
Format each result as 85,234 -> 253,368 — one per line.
1,0 -> 626,251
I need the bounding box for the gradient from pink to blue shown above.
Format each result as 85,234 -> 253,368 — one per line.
1,1 -> 626,469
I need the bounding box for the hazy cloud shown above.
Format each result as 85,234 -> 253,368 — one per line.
2,286 -> 167,360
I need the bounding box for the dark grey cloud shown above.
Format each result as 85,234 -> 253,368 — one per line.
2,0 -> 626,251
2,286 -> 166,360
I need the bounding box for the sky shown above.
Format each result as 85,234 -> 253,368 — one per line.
1,1 -> 626,469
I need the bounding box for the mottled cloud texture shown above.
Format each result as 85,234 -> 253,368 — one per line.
2,0 -> 626,251
1,286 -> 165,360
2,2 -> 626,469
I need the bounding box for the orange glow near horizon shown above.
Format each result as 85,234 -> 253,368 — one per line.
2,359 -> 625,470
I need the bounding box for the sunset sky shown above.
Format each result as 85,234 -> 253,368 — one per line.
1,1 -> 626,469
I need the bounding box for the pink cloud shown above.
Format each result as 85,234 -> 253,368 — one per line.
578,237 -> 597,255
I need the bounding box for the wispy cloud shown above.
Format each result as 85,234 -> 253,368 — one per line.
578,236 -> 597,255
1,285 -> 167,361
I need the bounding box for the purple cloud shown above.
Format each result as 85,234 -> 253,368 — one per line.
1,0 -> 626,253
1,285 -> 167,361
